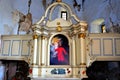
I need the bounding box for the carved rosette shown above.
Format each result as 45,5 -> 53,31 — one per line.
56,26 -> 62,32
79,67 -> 88,78
56,22 -> 62,32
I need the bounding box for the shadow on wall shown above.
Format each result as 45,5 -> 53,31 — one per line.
86,61 -> 120,80
0,60 -> 30,80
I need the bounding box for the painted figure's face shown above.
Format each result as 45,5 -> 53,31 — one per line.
54,42 -> 58,49
52,37 -> 60,49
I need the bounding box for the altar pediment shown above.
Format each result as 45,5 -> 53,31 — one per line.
46,18 -> 72,27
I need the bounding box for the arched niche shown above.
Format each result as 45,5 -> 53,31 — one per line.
49,34 -> 70,65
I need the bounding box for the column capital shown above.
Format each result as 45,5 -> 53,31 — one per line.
33,34 -> 38,39
78,33 -> 86,39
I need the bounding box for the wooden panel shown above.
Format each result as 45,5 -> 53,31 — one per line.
2,40 -> 11,55
11,40 -> 20,56
103,39 -> 113,55
21,40 -> 29,56
115,38 -> 120,55
91,39 -> 101,55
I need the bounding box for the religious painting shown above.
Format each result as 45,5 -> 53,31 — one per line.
50,34 -> 69,65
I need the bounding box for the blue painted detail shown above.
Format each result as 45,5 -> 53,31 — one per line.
51,68 -> 66,74
51,68 -> 57,74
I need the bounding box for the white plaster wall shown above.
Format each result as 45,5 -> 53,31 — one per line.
0,0 -> 14,35
0,0 -> 45,35
83,0 -> 120,30
0,0 -> 120,35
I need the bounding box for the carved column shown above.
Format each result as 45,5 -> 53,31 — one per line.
72,36 -> 76,66
41,35 -> 47,66
79,33 -> 86,65
32,34 -> 38,65
38,36 -> 42,66
78,21 -> 88,78
79,21 -> 87,64
72,36 -> 77,77
78,33 -> 87,78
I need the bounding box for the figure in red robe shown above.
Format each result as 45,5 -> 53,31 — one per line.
51,37 -> 68,64
55,46 -> 67,62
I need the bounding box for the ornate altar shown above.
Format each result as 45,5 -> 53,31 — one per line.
30,0 -> 88,79
1,0 -> 120,80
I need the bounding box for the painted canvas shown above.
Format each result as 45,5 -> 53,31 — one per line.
50,34 -> 69,65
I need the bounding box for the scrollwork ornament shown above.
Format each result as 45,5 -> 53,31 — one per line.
25,40 -> 33,65
87,54 -> 96,67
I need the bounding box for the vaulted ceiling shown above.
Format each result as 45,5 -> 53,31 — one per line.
0,0 -> 120,34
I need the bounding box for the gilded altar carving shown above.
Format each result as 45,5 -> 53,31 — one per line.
33,34 -> 38,39
78,33 -> 86,39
